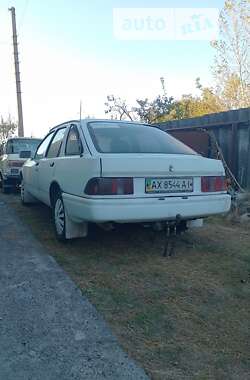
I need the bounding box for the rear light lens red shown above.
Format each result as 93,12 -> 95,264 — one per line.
201,176 -> 227,192
85,177 -> 134,195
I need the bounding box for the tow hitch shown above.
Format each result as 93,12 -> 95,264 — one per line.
163,215 -> 187,257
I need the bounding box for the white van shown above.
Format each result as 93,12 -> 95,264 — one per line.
0,137 -> 41,193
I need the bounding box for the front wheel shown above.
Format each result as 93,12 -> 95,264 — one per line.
2,180 -> 11,194
53,192 -> 66,242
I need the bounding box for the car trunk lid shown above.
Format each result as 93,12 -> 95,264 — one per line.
100,154 -> 225,197
101,154 -> 224,177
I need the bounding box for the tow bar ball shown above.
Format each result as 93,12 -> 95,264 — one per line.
162,217 -> 204,257
163,215 -> 187,257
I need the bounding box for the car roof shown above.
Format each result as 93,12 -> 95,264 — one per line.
50,119 -> 148,132
7,137 -> 42,141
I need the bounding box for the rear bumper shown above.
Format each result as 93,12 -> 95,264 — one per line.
63,193 -> 231,223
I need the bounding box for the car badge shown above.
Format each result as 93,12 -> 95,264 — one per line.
169,165 -> 174,172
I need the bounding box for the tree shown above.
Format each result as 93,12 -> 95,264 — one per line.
156,79 -> 224,122
104,95 -> 135,120
104,90 -> 174,124
104,94 -> 175,123
211,0 -> 250,109
219,73 -> 249,109
0,115 -> 17,144
135,95 -> 174,123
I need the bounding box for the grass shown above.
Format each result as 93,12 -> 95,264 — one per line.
2,192 -> 250,380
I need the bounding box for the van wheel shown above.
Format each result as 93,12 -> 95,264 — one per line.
53,191 -> 66,242
2,180 -> 11,194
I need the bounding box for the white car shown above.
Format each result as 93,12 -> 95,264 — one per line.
21,119 -> 231,241
0,137 -> 41,193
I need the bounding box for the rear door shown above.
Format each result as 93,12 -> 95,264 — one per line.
37,127 -> 67,205
26,132 -> 54,199
54,123 -> 101,197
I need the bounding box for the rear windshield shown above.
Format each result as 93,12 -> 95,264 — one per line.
6,139 -> 41,154
87,122 -> 197,155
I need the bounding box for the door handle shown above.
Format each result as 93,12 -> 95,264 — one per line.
50,162 -> 55,167
35,162 -> 39,166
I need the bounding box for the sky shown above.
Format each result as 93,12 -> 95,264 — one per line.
0,0 -> 225,137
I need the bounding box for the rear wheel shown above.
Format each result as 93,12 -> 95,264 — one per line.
53,191 -> 66,242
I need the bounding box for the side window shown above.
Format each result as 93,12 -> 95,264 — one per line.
65,125 -> 83,156
5,141 -> 13,154
35,133 -> 54,160
46,128 -> 66,159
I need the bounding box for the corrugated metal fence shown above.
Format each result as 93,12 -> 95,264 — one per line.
155,107 -> 250,189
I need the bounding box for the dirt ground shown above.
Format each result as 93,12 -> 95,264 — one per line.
2,192 -> 250,380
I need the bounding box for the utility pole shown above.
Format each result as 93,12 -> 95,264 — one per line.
9,6 -> 24,137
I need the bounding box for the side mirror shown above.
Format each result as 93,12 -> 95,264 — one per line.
19,150 -> 31,159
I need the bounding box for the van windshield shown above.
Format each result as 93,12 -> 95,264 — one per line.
87,122 -> 197,155
6,139 -> 41,155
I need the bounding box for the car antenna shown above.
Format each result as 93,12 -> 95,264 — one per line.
79,100 -> 82,123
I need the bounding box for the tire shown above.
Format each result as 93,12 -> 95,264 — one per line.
2,180 -> 11,194
53,191 -> 66,242
0,173 -> 3,189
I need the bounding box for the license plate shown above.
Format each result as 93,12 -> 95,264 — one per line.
11,169 -> 19,175
145,177 -> 193,193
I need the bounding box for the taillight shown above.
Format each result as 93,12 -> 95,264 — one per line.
201,176 -> 227,192
85,178 -> 134,195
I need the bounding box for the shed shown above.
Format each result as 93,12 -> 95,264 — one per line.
155,108 -> 250,189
